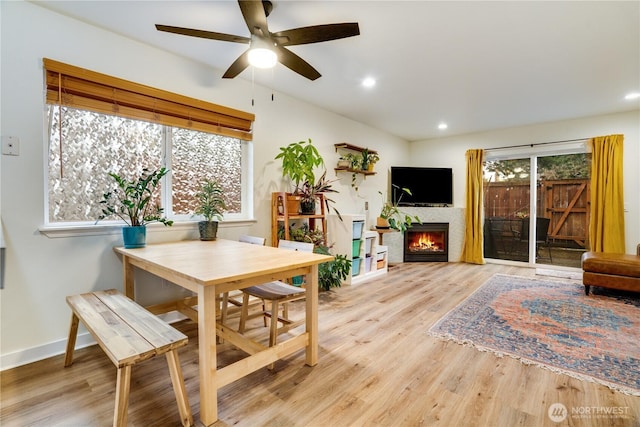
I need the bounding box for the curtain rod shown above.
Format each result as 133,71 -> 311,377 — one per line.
485,137 -> 590,152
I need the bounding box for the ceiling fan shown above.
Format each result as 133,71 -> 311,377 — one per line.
156,0 -> 359,81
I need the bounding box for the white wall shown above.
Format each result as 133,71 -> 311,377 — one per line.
0,1 -> 407,369
409,110 -> 640,255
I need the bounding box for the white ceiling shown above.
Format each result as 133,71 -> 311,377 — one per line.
32,1 -> 640,141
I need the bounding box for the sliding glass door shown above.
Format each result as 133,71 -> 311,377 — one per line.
484,157 -> 531,262
483,150 -> 589,267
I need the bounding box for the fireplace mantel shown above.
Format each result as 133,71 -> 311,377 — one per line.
379,207 -> 465,263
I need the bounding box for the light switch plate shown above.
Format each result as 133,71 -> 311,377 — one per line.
2,136 -> 20,156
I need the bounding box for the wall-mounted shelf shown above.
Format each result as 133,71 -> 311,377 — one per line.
334,143 -> 378,155
334,143 -> 377,176
334,167 -> 376,176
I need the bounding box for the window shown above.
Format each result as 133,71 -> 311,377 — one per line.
43,59 -> 254,227
46,107 -> 250,225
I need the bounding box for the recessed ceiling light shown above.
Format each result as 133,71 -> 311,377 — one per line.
438,122 -> 448,130
362,77 -> 376,88
624,92 -> 640,100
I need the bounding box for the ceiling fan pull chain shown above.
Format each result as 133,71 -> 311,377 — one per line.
251,67 -> 255,107
270,67 -> 274,102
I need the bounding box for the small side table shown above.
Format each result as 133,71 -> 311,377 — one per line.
372,227 -> 396,246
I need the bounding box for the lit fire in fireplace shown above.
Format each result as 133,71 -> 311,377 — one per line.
407,232 -> 445,252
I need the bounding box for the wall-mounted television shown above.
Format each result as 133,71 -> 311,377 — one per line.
390,167 -> 453,207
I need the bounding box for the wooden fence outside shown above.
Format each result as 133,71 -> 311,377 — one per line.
484,179 -> 590,247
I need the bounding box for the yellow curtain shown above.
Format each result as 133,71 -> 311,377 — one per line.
589,134 -> 626,253
461,149 -> 485,264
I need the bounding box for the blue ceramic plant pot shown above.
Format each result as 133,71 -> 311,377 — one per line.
122,225 -> 146,249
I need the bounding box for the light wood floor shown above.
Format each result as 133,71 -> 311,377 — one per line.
2,262 -> 638,426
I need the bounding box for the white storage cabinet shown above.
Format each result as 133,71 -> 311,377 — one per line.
327,214 -> 388,285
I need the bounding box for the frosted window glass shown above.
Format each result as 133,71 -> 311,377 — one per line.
171,128 -> 241,215
48,106 -> 163,223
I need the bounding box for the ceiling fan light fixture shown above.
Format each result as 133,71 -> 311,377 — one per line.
248,37 -> 277,69
362,77 -> 376,88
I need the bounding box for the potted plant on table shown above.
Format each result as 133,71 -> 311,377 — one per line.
98,167 -> 173,248
377,187 -> 421,233
194,179 -> 226,240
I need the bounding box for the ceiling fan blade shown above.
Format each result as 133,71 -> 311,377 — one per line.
272,23 -> 360,46
276,46 -> 321,81
222,50 -> 251,79
156,24 -> 250,44
238,0 -> 270,37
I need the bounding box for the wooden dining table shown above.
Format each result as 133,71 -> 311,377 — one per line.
114,239 -> 333,426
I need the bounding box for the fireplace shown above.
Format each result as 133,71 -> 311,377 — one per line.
404,222 -> 449,262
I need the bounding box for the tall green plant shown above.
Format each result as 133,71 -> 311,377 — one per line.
98,167 -> 173,227
275,138 -> 324,192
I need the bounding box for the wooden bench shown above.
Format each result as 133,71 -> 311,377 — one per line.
65,289 -> 193,427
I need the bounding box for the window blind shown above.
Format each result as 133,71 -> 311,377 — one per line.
43,58 -> 254,140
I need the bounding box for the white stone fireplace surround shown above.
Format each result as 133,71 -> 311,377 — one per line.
381,207 -> 465,263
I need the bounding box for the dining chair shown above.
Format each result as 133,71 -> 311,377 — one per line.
238,239 -> 314,351
220,235 -> 268,327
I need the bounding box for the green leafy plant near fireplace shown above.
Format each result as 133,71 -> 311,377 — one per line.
377,188 -> 421,233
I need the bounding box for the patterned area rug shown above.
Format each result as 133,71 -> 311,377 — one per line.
428,274 -> 640,395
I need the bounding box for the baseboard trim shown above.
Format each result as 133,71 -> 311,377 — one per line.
1,311 -> 187,371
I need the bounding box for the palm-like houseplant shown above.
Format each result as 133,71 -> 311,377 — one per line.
98,167 -> 173,248
194,179 -> 226,240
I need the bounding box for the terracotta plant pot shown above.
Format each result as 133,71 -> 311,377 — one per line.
287,194 -> 301,215
376,217 -> 390,229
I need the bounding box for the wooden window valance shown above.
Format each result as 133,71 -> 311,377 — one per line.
43,58 -> 254,141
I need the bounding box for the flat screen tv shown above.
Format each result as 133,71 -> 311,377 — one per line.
390,166 -> 453,207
